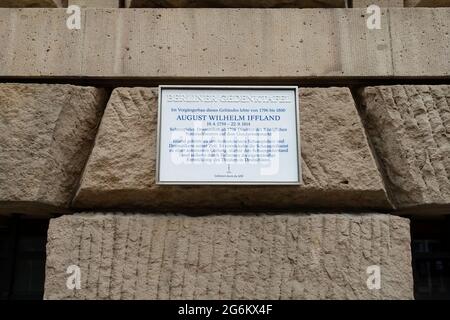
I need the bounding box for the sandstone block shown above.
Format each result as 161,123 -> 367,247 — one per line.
0,9 -> 84,76
44,213 -> 413,300
361,85 -> 450,213
353,0 -> 404,7
68,0 -> 120,7
0,83 -> 107,215
73,87 -> 390,211
0,0 -> 65,7
405,0 -> 450,7
125,0 -> 346,8
390,8 -> 450,76
0,8 -> 448,77
0,8 -> 393,77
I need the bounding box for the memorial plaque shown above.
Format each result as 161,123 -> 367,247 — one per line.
157,86 -> 301,185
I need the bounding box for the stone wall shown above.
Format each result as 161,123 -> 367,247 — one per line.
73,87 -> 390,211
0,0 -> 66,7
45,213 -> 413,300
3,0 -> 450,8
1,3 -> 449,300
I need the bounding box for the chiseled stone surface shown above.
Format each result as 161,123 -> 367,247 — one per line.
361,85 -> 450,212
0,84 -> 107,215
68,0 -> 119,7
44,213 -> 413,300
125,0 -> 345,7
353,0 -> 403,7
0,0 -> 65,7
74,87 -> 390,211
0,8 -> 448,77
390,8 -> 450,76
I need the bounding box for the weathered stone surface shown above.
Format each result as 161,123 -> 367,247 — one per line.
390,8 -> 450,76
68,0 -> 119,7
405,0 -> 450,7
125,0 -> 346,7
74,87 -> 390,211
0,84 -> 107,215
361,85 -> 450,213
44,213 -> 413,300
353,0 -> 403,7
5,8 -> 449,78
353,0 -> 450,7
0,0 -> 65,7
0,7 -> 445,78
0,9 -> 83,76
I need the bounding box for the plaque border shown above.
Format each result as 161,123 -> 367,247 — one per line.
156,85 -> 302,185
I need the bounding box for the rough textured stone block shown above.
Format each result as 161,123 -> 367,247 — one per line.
361,85 -> 450,213
405,0 -> 450,7
0,84 -> 107,215
125,0 -> 346,7
0,0 -> 65,7
44,213 -> 413,300
73,87 -> 390,211
353,0 -> 403,7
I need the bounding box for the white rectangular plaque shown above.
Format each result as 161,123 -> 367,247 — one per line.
157,85 -> 301,185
